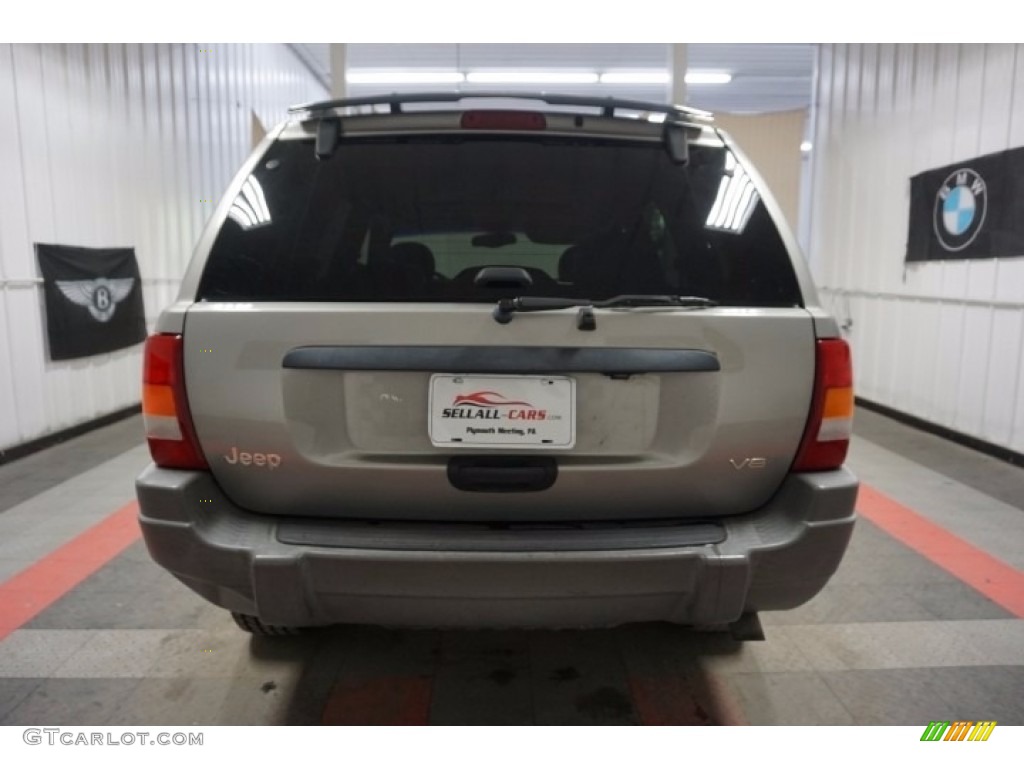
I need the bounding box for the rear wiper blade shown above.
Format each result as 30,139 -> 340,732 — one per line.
596,294 -> 718,309
493,294 -> 717,325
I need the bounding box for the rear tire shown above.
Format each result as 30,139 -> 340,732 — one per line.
231,611 -> 302,636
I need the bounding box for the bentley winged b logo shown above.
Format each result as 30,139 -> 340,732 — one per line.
55,277 -> 135,322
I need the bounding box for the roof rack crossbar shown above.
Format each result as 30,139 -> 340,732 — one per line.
288,91 -> 712,122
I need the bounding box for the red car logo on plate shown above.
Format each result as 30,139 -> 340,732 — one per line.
452,391 -> 534,408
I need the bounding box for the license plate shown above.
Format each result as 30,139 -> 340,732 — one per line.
428,374 -> 575,449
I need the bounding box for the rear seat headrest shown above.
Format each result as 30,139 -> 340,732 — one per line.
389,242 -> 436,275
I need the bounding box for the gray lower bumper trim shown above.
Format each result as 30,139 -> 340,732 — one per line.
276,518 -> 726,552
135,465 -> 857,628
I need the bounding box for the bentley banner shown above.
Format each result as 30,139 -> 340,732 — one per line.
35,243 -> 147,361
906,146 -> 1024,262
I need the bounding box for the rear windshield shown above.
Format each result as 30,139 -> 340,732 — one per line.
197,134 -> 802,307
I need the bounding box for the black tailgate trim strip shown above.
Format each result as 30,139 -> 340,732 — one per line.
277,519 -> 726,552
282,346 -> 719,374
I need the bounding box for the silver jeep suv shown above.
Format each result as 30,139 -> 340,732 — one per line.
136,93 -> 857,637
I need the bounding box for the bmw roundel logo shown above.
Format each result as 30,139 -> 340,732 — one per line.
933,168 -> 987,252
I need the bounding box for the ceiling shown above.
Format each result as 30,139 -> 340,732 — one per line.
289,43 -> 816,114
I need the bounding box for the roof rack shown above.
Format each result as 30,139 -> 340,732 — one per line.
288,91 -> 713,123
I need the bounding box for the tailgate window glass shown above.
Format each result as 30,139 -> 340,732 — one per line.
198,136 -> 802,307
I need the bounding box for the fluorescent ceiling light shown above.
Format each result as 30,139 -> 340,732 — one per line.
800,141 -> 813,153
466,72 -> 599,84
346,72 -> 465,85
346,70 -> 731,87
685,72 -> 732,85
600,72 -> 670,85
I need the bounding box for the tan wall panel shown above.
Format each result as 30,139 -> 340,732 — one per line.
715,109 -> 806,231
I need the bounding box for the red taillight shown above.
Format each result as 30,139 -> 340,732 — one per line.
792,338 -> 854,472
460,110 -> 547,131
142,334 -> 208,469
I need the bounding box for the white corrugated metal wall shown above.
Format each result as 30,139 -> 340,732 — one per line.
0,44 -> 326,452
809,44 -> 1024,453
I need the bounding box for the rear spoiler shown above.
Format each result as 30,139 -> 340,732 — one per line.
297,91 -> 707,164
288,91 -> 714,124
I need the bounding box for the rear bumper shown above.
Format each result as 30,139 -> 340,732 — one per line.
135,466 -> 857,628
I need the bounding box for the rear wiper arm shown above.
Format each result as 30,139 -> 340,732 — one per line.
492,294 -> 717,325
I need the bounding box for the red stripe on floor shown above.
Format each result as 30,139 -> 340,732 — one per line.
321,676 -> 432,725
857,484 -> 1024,618
628,674 -> 715,725
702,673 -> 748,726
628,672 -> 745,726
0,501 -> 141,641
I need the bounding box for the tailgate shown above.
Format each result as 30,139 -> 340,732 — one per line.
183,302 -> 815,521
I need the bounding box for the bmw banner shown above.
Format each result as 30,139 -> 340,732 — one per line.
906,147 -> 1024,262
35,243 -> 147,361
